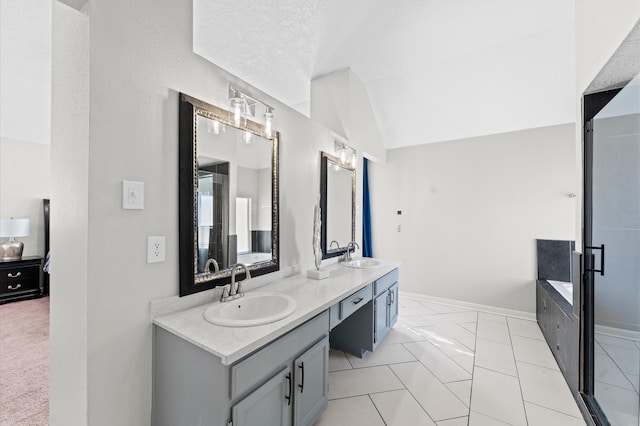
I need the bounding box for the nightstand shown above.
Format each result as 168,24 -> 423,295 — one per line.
0,256 -> 43,304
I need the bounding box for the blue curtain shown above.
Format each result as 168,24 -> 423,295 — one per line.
362,158 -> 373,257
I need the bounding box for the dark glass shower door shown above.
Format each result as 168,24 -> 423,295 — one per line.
585,74 -> 640,426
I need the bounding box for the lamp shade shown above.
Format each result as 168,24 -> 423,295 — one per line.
0,218 -> 30,238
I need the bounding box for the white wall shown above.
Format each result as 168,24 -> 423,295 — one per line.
370,124 -> 577,313
0,138 -> 50,256
50,1 -> 382,425
50,2 -> 89,424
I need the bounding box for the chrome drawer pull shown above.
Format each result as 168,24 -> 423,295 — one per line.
8,272 -> 21,278
7,284 -> 22,290
352,297 -> 364,305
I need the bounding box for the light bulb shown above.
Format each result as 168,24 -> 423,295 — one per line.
229,96 -> 245,128
350,152 -> 357,169
207,120 -> 225,135
339,148 -> 347,165
244,131 -> 253,144
264,110 -> 275,139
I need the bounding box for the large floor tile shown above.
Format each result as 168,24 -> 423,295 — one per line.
328,365 -> 404,399
600,344 -> 640,376
446,380 -> 472,407
437,417 -> 468,426
594,381 -> 640,426
507,317 -> 545,341
404,341 -> 472,383
469,410 -> 512,425
516,361 -> 582,418
595,333 -> 639,350
402,305 -> 442,316
594,352 -> 636,390
476,319 -> 511,345
390,361 -> 469,421
329,349 -> 352,372
314,395 -> 385,426
396,315 -> 434,328
414,325 -> 475,358
474,338 -> 517,377
470,367 -> 527,426
524,402 -> 586,426
346,343 -> 416,368
460,322 -> 477,334
420,302 -> 469,314
511,335 -> 557,369
431,311 -> 478,324
370,389 -> 436,426
379,326 -> 436,345
478,312 -> 507,323
452,355 -> 474,374
430,321 -> 477,351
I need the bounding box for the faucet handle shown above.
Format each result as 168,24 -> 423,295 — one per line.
220,284 -> 231,302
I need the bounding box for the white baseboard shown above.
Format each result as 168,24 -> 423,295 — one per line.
400,290 -> 536,321
594,324 -> 640,342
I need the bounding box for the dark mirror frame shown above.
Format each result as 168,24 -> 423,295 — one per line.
179,93 -> 280,297
320,151 -> 356,260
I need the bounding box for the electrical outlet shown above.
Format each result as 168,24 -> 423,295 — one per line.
147,236 -> 166,263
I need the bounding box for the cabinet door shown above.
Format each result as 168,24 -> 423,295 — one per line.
293,336 -> 329,426
388,283 -> 399,327
374,292 -> 390,344
232,367 -> 292,426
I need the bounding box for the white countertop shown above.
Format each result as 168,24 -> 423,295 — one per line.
152,260 -> 400,365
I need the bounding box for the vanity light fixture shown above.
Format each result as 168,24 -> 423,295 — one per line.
207,119 -> 226,135
0,218 -> 30,261
334,139 -> 356,169
228,85 -> 276,138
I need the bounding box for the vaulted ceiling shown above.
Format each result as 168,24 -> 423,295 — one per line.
193,0 -> 576,149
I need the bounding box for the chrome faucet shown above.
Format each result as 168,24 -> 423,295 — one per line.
330,240 -> 340,250
220,263 -> 251,302
205,258 -> 219,273
343,241 -> 360,261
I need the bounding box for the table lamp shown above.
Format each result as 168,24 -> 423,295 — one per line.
0,218 -> 30,261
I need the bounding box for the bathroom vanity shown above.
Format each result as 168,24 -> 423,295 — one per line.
152,262 -> 400,426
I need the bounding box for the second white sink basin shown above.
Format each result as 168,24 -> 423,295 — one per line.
342,258 -> 384,269
203,291 -> 297,327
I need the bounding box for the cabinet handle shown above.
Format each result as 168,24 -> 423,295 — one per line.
7,284 -> 22,290
352,297 -> 364,305
285,372 -> 292,406
298,362 -> 304,393
8,272 -> 21,278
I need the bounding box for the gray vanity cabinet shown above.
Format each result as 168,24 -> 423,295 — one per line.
374,282 -> 399,345
152,310 -> 329,426
232,336 -> 329,426
232,367 -> 292,426
330,269 -> 400,357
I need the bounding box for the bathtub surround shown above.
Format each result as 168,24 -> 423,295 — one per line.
536,239 -> 575,283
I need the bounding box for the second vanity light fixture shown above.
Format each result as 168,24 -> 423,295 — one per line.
228,86 -> 276,139
334,138 -> 357,169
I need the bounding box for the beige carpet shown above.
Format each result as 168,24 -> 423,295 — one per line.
0,297 -> 49,426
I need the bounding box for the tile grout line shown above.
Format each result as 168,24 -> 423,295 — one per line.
365,394 -> 388,426
506,318 -> 530,426
384,358 -> 440,425
597,343 -> 639,392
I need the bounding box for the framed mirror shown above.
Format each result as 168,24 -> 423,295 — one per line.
179,93 -> 279,296
320,151 -> 355,259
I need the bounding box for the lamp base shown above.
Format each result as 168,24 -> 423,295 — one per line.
0,238 -> 24,262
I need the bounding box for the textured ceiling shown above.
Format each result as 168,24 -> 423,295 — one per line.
194,0 -> 576,148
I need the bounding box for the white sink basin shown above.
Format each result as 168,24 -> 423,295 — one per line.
342,258 -> 384,269
203,291 -> 297,327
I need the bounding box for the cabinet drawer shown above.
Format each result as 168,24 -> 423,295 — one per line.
340,285 -> 372,320
230,310 -> 329,401
373,269 -> 399,296
0,265 -> 38,284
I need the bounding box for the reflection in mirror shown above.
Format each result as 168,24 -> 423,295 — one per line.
179,94 -> 279,297
320,152 -> 355,259
196,119 -> 273,275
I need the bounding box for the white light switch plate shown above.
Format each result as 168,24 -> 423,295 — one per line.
147,236 -> 166,263
123,181 -> 144,210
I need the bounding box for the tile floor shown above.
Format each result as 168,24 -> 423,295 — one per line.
315,294 -> 587,426
593,332 -> 640,426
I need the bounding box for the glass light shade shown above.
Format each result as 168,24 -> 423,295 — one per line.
350,153 -> 357,169
229,97 -> 246,128
243,131 -> 253,144
264,110 -> 275,139
0,218 -> 30,238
